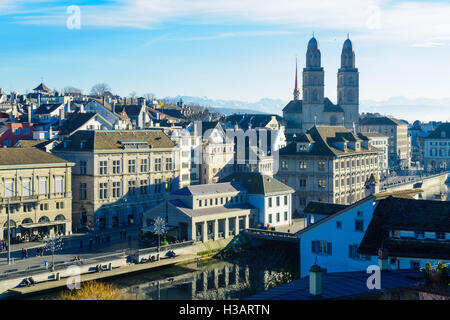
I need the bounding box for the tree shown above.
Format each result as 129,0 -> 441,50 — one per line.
59,281 -> 127,300
153,216 -> 166,252
63,86 -> 82,96
90,83 -> 111,97
143,93 -> 155,101
128,91 -> 138,99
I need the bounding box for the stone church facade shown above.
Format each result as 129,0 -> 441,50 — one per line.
283,36 -> 359,135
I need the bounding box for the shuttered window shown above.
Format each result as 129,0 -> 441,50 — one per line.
39,178 -> 47,195
55,177 -> 63,194
5,180 -> 14,197
22,179 -> 31,196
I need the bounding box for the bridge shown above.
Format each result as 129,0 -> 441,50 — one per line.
242,228 -> 299,243
380,171 -> 449,193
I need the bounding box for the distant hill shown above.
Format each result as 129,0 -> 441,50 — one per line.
162,95 -> 450,122
163,95 -> 287,115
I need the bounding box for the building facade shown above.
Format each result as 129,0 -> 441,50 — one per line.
359,117 -> 411,169
0,148 -> 74,241
423,123 -> 450,172
276,126 -> 382,215
53,130 -> 180,231
358,132 -> 389,177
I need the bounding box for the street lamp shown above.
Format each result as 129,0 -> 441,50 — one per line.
45,234 -> 63,272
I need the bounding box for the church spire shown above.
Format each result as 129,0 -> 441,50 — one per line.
293,57 -> 300,101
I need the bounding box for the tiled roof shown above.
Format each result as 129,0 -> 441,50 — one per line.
171,182 -> 246,197
33,82 -> 50,92
114,105 -> 144,117
34,103 -> 63,115
358,197 -> 450,259
53,130 -> 175,151
303,201 -> 349,216
220,172 -> 294,195
58,112 -> 98,135
0,147 -> 69,166
282,100 -> 302,113
359,116 -> 406,126
248,269 -> 423,300
425,123 -> 450,140
168,199 -> 255,218
280,125 -> 379,157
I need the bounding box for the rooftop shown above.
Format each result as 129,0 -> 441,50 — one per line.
171,182 -> 246,197
0,147 -> 70,166
220,172 -> 294,196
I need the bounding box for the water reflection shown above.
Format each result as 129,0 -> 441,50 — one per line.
117,259 -> 280,300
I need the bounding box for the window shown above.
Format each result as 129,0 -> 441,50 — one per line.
268,198 -> 272,207
22,179 -> 31,197
140,159 -> 148,172
99,161 -> 108,175
112,182 -> 121,198
415,231 -> 425,239
40,203 -> 49,211
112,160 -> 121,174
284,196 -> 288,205
276,212 -> 280,222
436,232 -> 446,240
355,219 -> 364,231
23,203 -> 33,212
336,221 -> 342,229
299,178 -> 306,188
80,161 -> 87,175
154,178 -> 161,193
318,178 -> 326,188
318,161 -> 326,171
281,161 -> 288,170
5,180 -> 14,197
349,244 -> 370,260
55,177 -> 63,194
166,178 -> 173,192
128,180 -> 136,195
13,128 -> 21,135
268,214 -> 272,224
165,158 -> 173,171
39,178 -> 47,195
128,160 -> 136,173
154,158 -> 162,171
284,211 -> 288,221
298,161 -> 306,169
56,201 -> 64,209
140,180 -> 148,194
79,183 -> 87,200
276,196 -> 280,206
99,183 -> 108,199
312,240 -> 332,255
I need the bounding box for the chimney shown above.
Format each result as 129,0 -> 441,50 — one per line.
378,248 -> 389,271
28,105 -> 32,124
309,264 -> 322,297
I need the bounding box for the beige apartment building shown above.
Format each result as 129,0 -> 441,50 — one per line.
0,148 -> 74,241
52,130 -> 179,231
276,126 -> 382,214
197,122 -> 234,184
359,117 -> 411,169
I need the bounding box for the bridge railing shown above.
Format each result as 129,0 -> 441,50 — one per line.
243,228 -> 298,240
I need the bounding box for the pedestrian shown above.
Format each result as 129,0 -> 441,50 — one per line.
25,248 -> 28,258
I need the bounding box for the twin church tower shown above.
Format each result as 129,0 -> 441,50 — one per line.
283,35 -> 359,134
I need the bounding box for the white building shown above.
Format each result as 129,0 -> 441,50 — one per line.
423,123 -> 450,172
358,132 -> 389,176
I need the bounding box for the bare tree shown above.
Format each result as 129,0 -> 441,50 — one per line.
63,86 -> 82,96
128,91 -> 138,99
143,93 -> 156,101
90,83 -> 111,97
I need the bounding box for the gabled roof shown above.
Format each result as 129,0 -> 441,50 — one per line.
323,98 -> 344,113
0,147 -> 70,166
33,82 -> 50,92
359,116 -> 406,126
166,199 -> 255,218
34,103 -> 64,115
171,182 -> 246,197
220,172 -> 294,195
425,122 -> 450,140
114,105 -> 144,117
282,100 -> 302,113
200,121 -> 225,135
58,112 -> 110,136
225,114 -> 282,129
53,130 -> 175,151
358,197 -> 450,259
303,201 -> 349,216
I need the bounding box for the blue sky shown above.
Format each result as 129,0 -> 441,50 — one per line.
1,0 -> 450,103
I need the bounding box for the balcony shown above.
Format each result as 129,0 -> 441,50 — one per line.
0,195 -> 39,204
